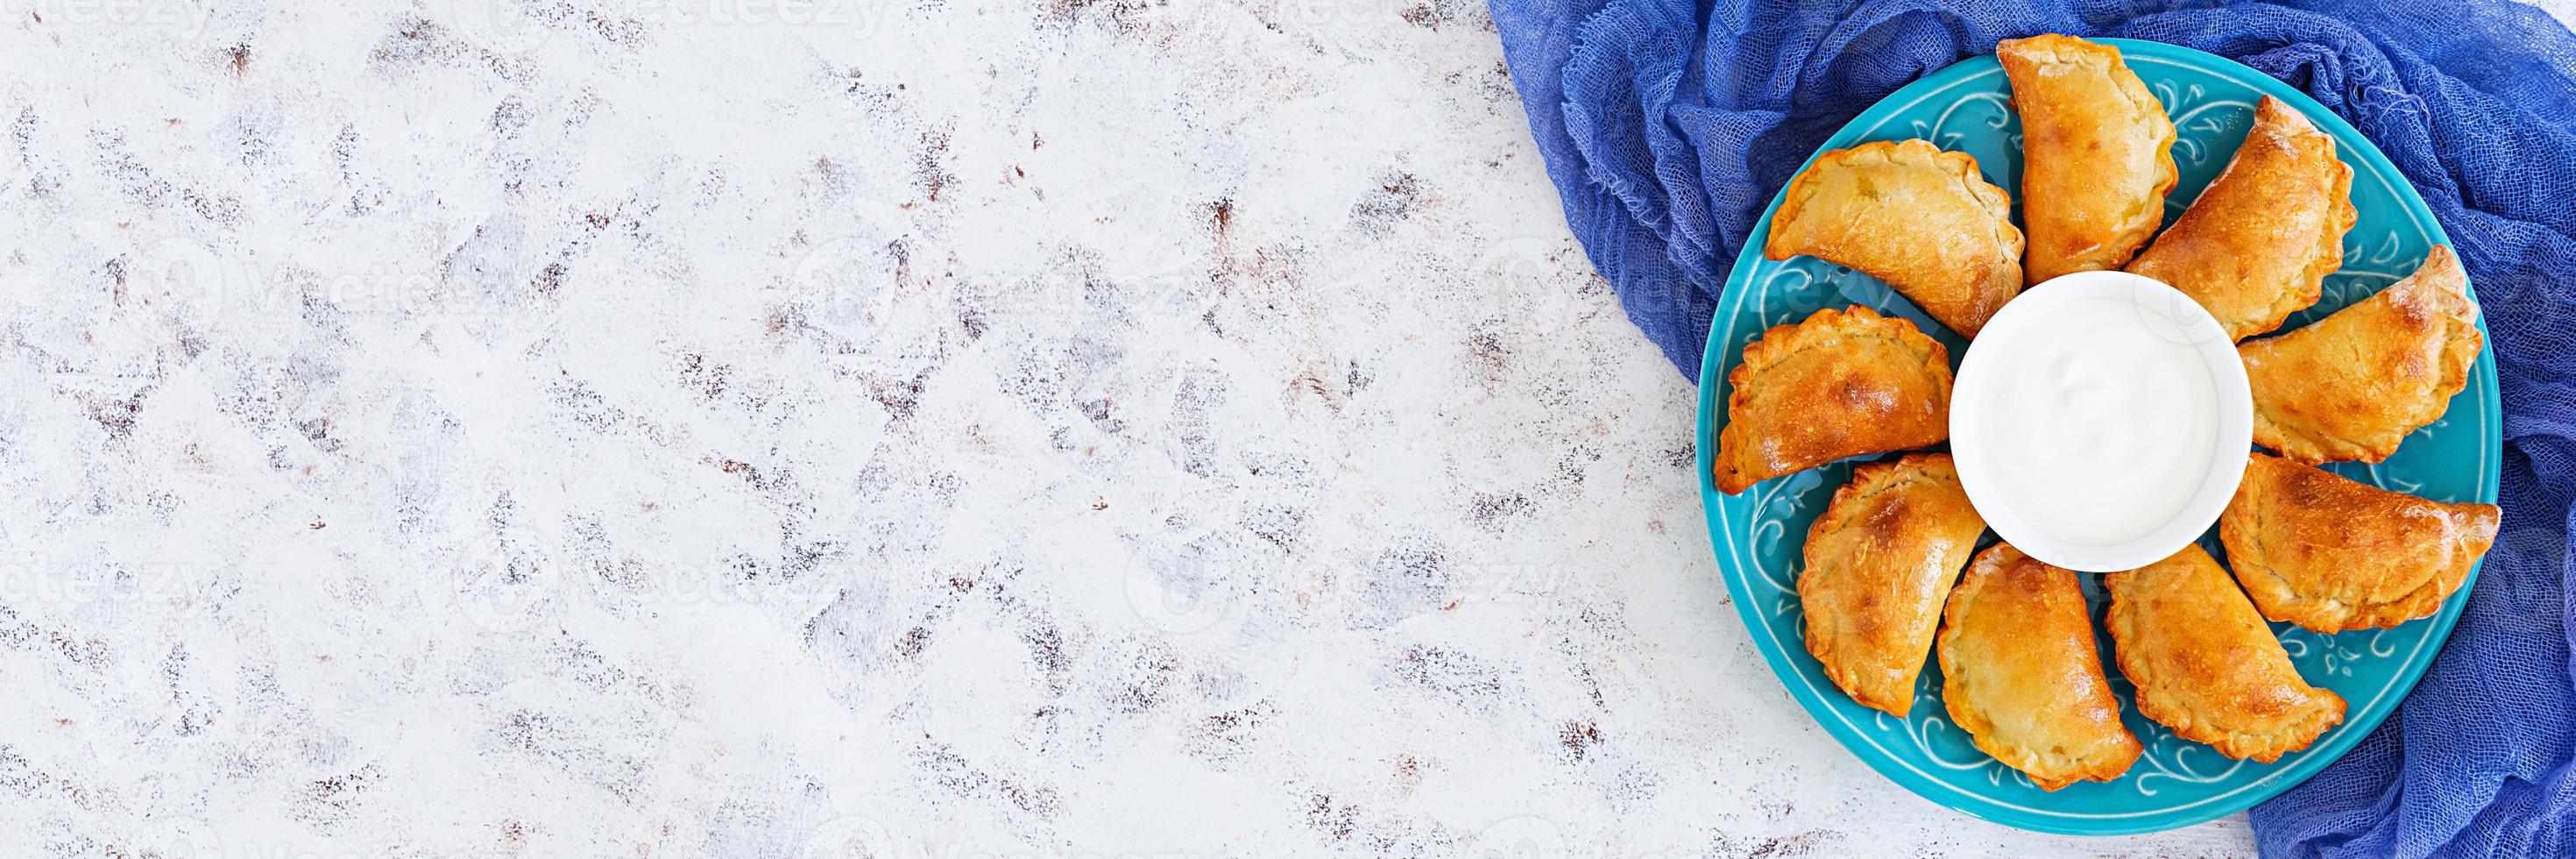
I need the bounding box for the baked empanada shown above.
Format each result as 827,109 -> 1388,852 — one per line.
1799,453 -> 1987,716
1765,139 -> 2025,337
2127,96 -> 2357,340
1938,543 -> 2141,790
1998,34 -> 2179,284
2242,245 -> 2482,464
2219,453 -> 2500,633
1713,305 -> 1951,494
2105,544 -> 2346,763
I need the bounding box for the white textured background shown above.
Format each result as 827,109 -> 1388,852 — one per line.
0,1 -> 2564,857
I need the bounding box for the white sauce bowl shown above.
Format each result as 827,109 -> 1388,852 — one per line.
1949,271 -> 2254,572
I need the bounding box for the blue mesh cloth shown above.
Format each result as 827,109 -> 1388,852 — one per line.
1486,0 -> 2576,854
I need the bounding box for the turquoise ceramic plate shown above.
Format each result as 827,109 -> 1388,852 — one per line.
1694,39 -> 2502,835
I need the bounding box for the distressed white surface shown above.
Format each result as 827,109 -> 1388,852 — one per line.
4,1 -> 2562,857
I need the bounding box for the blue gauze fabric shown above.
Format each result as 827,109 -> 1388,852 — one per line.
1485,0 -> 2576,855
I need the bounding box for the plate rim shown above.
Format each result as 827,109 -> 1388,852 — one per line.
1689,38 -> 2505,836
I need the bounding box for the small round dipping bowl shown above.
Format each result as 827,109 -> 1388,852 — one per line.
1949,271 -> 2254,572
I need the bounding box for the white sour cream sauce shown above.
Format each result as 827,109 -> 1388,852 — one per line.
1968,296 -> 2218,546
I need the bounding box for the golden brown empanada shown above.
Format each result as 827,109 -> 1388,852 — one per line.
1798,453 -> 1987,717
2105,544 -> 2346,763
1714,305 -> 1951,495
2242,245 -> 2482,464
1765,139 -> 2025,337
2127,96 -> 2357,340
2219,453 -> 2500,633
1938,543 -> 2142,790
1998,34 -> 2179,284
